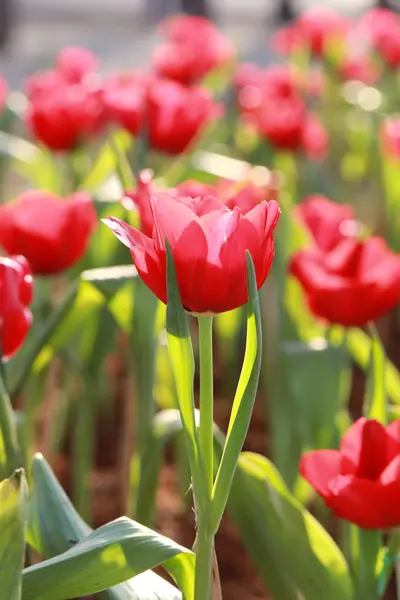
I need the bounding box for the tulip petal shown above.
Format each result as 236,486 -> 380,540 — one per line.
102,217 -> 157,261
340,418 -> 388,480
326,475 -> 385,529
299,450 -> 342,498
387,421 -> 400,463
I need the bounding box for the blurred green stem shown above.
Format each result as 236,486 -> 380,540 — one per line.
0,357 -> 22,478
198,316 -> 214,497
72,378 -> 95,523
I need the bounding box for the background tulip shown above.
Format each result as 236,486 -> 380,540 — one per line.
151,15 -> 234,86
0,190 -> 97,275
300,418 -> 400,529
290,236 -> 400,327
0,255 -> 33,358
295,195 -> 356,253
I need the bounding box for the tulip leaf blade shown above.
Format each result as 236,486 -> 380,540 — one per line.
210,251 -> 262,534
25,453 -> 188,600
226,451 -> 354,600
165,241 -> 204,508
0,469 -> 28,600
366,325 -> 387,424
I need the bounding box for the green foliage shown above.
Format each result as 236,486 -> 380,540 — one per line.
0,469 -> 28,600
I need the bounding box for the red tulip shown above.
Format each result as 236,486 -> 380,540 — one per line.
270,8 -> 349,57
56,46 -> 99,84
236,64 -> 328,155
295,195 -> 355,253
25,72 -> 106,151
152,15 -> 234,86
147,79 -> 222,155
0,255 -> 33,358
300,418 -> 400,529
104,187 -> 280,314
0,75 -> 8,115
128,171 -> 278,236
355,9 -> 400,68
103,72 -> 149,137
0,190 -> 97,275
290,236 -> 400,327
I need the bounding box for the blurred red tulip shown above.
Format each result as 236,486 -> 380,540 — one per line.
104,186 -> 280,314
103,71 -> 149,136
56,46 -> 99,84
152,15 -> 234,85
26,75 -> 107,151
355,9 -> 400,68
236,64 -> 328,156
147,79 -> 222,155
0,255 -> 33,358
295,195 -> 355,253
0,75 -> 8,115
290,236 -> 400,327
0,190 -> 97,275
301,418 -> 400,529
271,7 -> 349,57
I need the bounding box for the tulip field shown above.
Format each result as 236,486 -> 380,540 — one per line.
3,6 -> 400,600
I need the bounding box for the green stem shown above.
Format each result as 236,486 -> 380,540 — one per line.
72,380 -> 95,524
0,359 -> 22,478
198,316 -> 214,498
194,527 -> 213,600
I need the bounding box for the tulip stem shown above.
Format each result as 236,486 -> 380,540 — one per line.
194,525 -> 214,600
198,316 -> 214,498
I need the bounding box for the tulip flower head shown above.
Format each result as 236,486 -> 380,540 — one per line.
301,418 -> 400,530
0,255 -> 33,358
0,190 -> 97,275
290,236 -> 400,327
271,7 -> 349,57
25,47 -> 105,151
104,182 -> 280,314
295,195 -> 356,253
152,15 -> 234,86
127,171 -> 278,237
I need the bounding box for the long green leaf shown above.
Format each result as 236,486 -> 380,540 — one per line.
0,469 -> 28,600
365,327 -> 387,423
209,252 -> 262,535
25,454 -> 191,600
8,283 -> 79,398
165,243 -> 204,510
227,451 -> 354,600
23,516 -> 194,600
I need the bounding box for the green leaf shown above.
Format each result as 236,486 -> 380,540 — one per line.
209,252 -> 262,535
135,410 -> 187,527
7,283 -> 79,397
23,516 -> 194,600
347,328 -> 400,406
227,452 -> 354,600
26,454 -> 190,600
365,326 -> 387,423
0,469 -> 28,600
165,242 -> 203,509
0,372 -> 22,478
83,130 -> 132,191
273,339 -> 350,488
